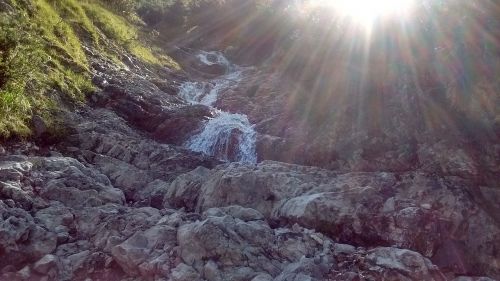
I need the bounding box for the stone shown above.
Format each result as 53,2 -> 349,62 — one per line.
111,225 -> 177,276
153,105 -> 212,145
453,277 -> 496,281
250,273 -> 273,281
170,263 -> 201,281
203,205 -> 265,221
32,115 -> 47,138
0,35 -> 496,281
364,247 -> 442,280
203,260 -> 221,281
33,254 -> 59,275
167,161 -> 500,278
163,166 -> 211,211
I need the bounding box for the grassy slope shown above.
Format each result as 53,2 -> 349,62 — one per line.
0,0 -> 179,138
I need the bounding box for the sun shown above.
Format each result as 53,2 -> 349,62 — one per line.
330,0 -> 415,29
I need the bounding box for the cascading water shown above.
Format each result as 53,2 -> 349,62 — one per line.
179,51 -> 257,164
178,69 -> 243,106
196,51 -> 232,69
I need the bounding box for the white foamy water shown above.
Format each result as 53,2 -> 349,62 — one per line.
196,51 -> 231,69
186,110 -> 257,163
178,70 -> 243,106
179,51 -> 257,164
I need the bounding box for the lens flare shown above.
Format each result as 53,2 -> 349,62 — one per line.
330,0 -> 415,29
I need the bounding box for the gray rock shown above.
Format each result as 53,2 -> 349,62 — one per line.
250,273 -> 273,281
203,260 -> 222,281
364,247 -> 442,280
453,277 -> 497,281
163,166 -> 212,211
111,225 -> 177,276
32,115 -> 47,138
168,161 -> 500,278
170,263 -> 201,281
203,206 -> 265,221
33,254 -> 59,275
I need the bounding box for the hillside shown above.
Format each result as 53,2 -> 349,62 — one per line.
0,0 -> 499,281
0,0 -> 179,138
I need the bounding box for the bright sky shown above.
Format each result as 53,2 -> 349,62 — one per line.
313,0 -> 416,29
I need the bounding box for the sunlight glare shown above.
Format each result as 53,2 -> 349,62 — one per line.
332,0 -> 415,29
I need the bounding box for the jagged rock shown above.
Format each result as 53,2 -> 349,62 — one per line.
111,225 -> 177,276
153,105 -> 212,145
176,212 -> 336,280
61,108 -> 217,203
175,209 -> 452,281
453,277 -> 497,281
250,273 -> 273,281
0,31 -> 496,281
274,256 -> 330,281
170,263 -> 201,281
0,202 -> 57,271
135,180 -> 170,208
217,68 -> 499,185
169,161 -> 500,278
363,247 -> 443,280
33,254 -> 59,275
163,166 -> 212,211
203,206 -> 265,222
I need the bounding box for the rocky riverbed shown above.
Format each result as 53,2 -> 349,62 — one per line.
0,47 -> 499,281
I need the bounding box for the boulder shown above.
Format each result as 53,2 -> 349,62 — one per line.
33,254 -> 59,275
170,263 -> 201,281
169,161 -> 500,278
153,105 -> 212,145
111,225 -> 177,276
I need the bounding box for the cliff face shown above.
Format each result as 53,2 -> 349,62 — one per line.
0,1 -> 499,281
216,66 -> 499,184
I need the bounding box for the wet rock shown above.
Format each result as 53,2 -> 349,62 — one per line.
153,105 -> 212,145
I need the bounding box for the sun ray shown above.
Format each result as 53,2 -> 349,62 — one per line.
311,0 -> 416,30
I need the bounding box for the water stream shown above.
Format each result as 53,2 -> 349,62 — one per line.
179,51 -> 257,164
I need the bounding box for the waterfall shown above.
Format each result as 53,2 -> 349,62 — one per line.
186,110 -> 257,163
196,51 -> 231,70
178,69 -> 243,106
179,51 -> 257,164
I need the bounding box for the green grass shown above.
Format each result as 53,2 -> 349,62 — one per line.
0,0 -> 180,138
35,0 -> 89,69
83,1 -> 180,69
46,0 -> 100,45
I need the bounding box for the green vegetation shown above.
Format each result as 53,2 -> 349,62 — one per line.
0,0 -> 179,138
82,2 -> 180,68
